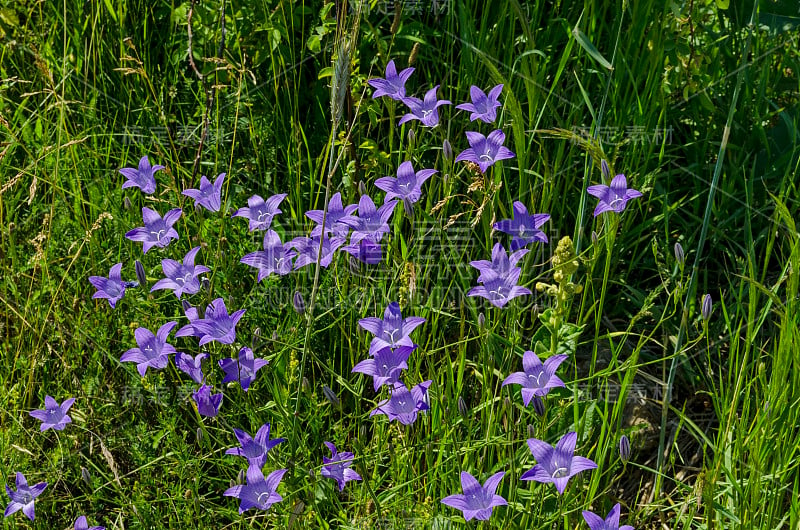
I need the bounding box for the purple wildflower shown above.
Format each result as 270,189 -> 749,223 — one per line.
121,322 -> 178,377
493,202 -> 550,250
119,155 -> 163,194
29,395 -> 76,432
375,161 -> 437,205
233,193 -> 287,231
358,302 -> 426,356
467,268 -> 531,308
192,384 -> 223,417
4,472 -> 46,521
175,352 -> 209,384
342,239 -> 385,265
150,247 -> 211,298
240,230 -> 297,281
340,195 -> 398,246
455,130 -> 515,173
370,380 -> 431,425
456,84 -> 503,123
74,515 -> 105,530
521,431 -> 598,495
225,423 -> 286,469
305,192 -> 358,238
583,503 -> 635,530
321,442 -> 362,491
440,471 -> 507,522
125,207 -> 182,254
469,242 -> 529,283
502,351 -> 567,406
176,298 -> 245,346
289,234 -> 345,269
89,263 -> 129,308
223,466 -> 286,514
352,345 -> 415,391
398,85 -> 451,127
368,60 -> 414,100
219,347 -> 269,392
182,173 -> 225,212
586,174 -> 642,216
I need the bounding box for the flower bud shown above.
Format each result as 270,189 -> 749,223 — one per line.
323,385 -> 340,409
251,327 -> 261,350
591,231 -> 598,245
674,242 -> 685,266
477,312 -> 485,330
135,260 -> 147,289
81,466 -> 91,487
293,291 -> 306,315
457,396 -> 468,418
701,294 -> 712,320
358,180 -> 367,196
201,276 -> 211,295
123,196 -> 133,210
532,396 -> 545,417
443,139 -> 453,160
527,424 -> 536,439
619,434 -> 631,463
196,427 -> 203,445
403,197 -> 414,217
601,159 -> 610,180
407,128 -> 416,146
237,468 -> 246,485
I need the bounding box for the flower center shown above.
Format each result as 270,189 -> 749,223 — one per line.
551,460 -> 570,478
150,229 -> 166,240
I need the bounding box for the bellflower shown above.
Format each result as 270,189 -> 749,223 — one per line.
223,466 -> 286,514
176,298 -> 245,346
289,234 -> 345,269
493,202 -> 550,250
182,173 -> 225,212
89,263 -> 131,308
469,243 -> 529,283
468,268 -> 531,308
583,503 -> 635,530
368,59 -> 414,100
352,345 -> 415,391
121,322 -> 178,377
440,471 -> 507,522
119,155 -> 163,194
455,84 -> 503,123
399,85 -> 451,127
375,161 -> 437,205
586,174 -> 642,216
219,347 -> 269,392
4,472 -> 47,521
502,351 -> 567,406
74,515 -> 105,530
240,230 -> 297,281
358,302 -> 426,356
455,130 -> 515,173
175,352 -> 209,384
370,380 -> 431,425
233,193 -> 287,231
29,396 -> 75,432
521,431 -> 597,494
342,239 -> 386,265
225,423 -> 286,469
321,442 -> 362,491
125,207 -> 182,254
305,192 -> 358,238
192,384 -> 223,417
150,247 -> 210,298
340,195 -> 398,246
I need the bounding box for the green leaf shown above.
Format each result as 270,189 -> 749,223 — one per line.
572,25 -> 613,70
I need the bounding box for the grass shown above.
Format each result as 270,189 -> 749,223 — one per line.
1,0 -> 799,528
